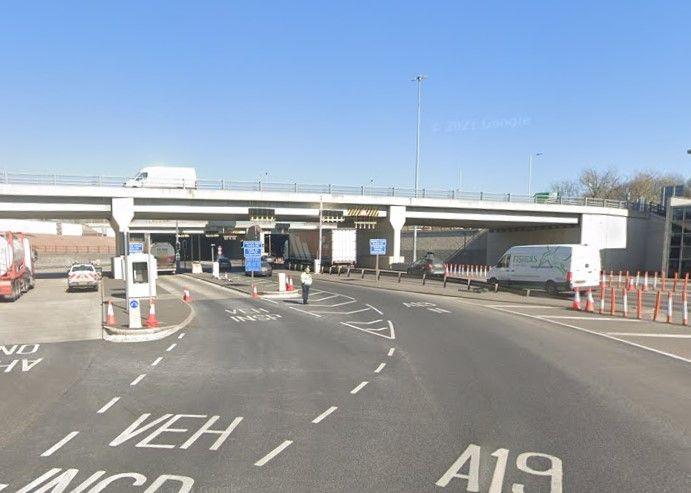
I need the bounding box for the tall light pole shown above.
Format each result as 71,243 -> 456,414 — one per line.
527,152 -> 543,196
412,74 -> 427,262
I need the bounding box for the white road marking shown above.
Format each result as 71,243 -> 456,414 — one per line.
178,333 -> 185,339
374,363 -> 386,373
605,332 -> 691,338
488,304 -> 554,309
350,381 -> 369,394
311,406 -> 338,424
41,431 -> 79,457
309,299 -> 356,307
313,307 -> 372,315
474,302 -> 691,365
166,343 -> 177,352
388,348 -> 395,357
130,374 -> 146,386
541,316 -> 640,322
97,397 -> 121,414
254,440 -> 293,466
366,304 -> 383,315
310,294 -> 339,302
428,307 -> 451,313
262,298 -> 278,304
0,483 -> 7,491
340,320 -> 395,339
288,306 -> 322,318
151,357 -> 163,367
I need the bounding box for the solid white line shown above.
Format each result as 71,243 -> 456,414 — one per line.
311,406 -> 338,424
97,397 -> 120,414
366,304 -> 383,315
541,316 -> 640,321
254,440 -> 293,466
166,343 -> 177,352
479,303 -> 691,365
388,348 -> 395,357
288,306 -> 322,317
0,483 -> 7,491
605,332 -> 691,338
488,304 -> 554,309
314,307 -> 371,315
343,319 -> 383,325
178,332 -> 185,339
130,374 -> 146,386
41,431 -> 79,457
350,381 -> 369,394
374,363 -> 386,373
151,357 -> 163,367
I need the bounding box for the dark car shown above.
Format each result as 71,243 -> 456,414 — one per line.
217,256 -> 232,271
406,256 -> 446,276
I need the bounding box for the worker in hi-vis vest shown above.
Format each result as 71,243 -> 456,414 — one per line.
300,266 -> 313,304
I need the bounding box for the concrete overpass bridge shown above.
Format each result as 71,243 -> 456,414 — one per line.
0,172 -> 662,269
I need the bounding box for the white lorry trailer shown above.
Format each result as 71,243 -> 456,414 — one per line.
286,228 -> 357,266
0,232 -> 35,301
487,244 -> 601,294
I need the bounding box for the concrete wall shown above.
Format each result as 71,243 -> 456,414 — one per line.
486,226 -> 581,265
400,229 -> 486,264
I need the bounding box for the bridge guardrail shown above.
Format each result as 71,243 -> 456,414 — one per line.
0,170 -> 664,213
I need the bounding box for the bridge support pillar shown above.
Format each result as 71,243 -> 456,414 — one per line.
388,205 -> 406,265
109,197 -> 134,255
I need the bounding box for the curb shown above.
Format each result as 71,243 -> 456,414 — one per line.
102,302 -> 196,343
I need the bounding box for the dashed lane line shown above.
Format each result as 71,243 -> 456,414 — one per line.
254,440 -> 293,467
311,406 -> 338,424
151,357 -> 163,367
178,332 -> 186,339
350,381 -> 369,394
130,374 -> 146,386
388,348 -> 395,357
374,363 -> 386,373
41,431 -> 79,457
166,343 -> 177,352
97,397 -> 120,414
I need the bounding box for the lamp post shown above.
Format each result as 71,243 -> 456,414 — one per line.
528,152 -> 543,197
412,74 -> 427,262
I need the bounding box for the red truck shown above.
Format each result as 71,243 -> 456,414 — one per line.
0,232 -> 35,301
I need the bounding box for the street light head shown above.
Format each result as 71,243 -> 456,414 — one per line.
411,74 -> 428,82
536,152 -> 543,157
687,149 -> 691,155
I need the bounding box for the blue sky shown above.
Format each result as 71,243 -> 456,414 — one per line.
1,1 -> 689,193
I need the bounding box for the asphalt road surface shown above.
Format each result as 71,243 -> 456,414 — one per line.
0,274 -> 688,492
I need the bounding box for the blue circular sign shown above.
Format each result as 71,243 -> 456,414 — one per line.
129,299 -> 139,309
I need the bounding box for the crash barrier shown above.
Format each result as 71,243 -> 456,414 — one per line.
599,271 -> 689,293
573,287 -> 689,326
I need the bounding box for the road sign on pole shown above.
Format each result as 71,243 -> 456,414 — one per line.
243,241 -> 262,273
369,239 -> 387,256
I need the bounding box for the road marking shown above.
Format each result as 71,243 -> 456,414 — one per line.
309,299 -> 356,307
474,302 -> 691,365
488,304 -> 554,309
605,332 -> 691,338
130,374 -> 146,386
0,483 -> 7,491
41,431 -> 79,457
388,348 -> 395,357
541,316 -> 640,321
310,294 -> 339,302
374,363 -> 386,373
151,357 -> 163,367
288,306 -> 322,318
311,406 -> 338,424
178,333 -> 185,339
97,397 -> 121,414
340,320 -> 396,339
254,440 -> 293,467
366,304 -> 383,315
428,307 -> 451,313
166,343 -> 177,352
350,381 -> 368,394
313,307 -> 372,315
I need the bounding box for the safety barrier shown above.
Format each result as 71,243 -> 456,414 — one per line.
599,271 -> 689,293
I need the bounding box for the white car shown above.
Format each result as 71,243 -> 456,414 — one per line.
487,244 -> 601,294
67,263 -> 100,291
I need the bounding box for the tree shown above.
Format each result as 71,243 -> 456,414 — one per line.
624,170 -> 685,203
578,167 -> 625,199
550,179 -> 581,197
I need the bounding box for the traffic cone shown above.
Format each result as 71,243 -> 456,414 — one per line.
584,289 -> 595,313
145,299 -> 159,328
106,300 -> 116,326
571,289 -> 581,311
182,288 -> 192,302
251,284 -> 259,299
287,277 -> 295,291
627,276 -> 635,292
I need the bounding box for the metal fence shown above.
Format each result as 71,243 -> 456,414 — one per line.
0,170 -> 664,213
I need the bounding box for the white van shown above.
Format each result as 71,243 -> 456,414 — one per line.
125,166 -> 197,189
487,244 -> 601,294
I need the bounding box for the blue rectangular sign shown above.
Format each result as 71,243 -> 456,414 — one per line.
128,242 -> 144,254
244,257 -> 262,272
369,238 -> 387,255
243,241 -> 263,257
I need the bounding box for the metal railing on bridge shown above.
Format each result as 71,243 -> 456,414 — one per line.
0,170 -> 664,213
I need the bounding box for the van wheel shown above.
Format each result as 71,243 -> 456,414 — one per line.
488,277 -> 499,287
545,280 -> 558,296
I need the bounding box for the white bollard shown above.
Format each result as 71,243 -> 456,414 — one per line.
278,272 -> 286,292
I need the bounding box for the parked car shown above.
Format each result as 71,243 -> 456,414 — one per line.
406,255 -> 446,276
217,256 -> 232,271
244,257 -> 273,277
67,263 -> 100,291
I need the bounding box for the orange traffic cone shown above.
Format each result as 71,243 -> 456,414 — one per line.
106,300 -> 116,326
145,299 -> 159,328
287,277 -> 295,292
182,288 -> 192,302
251,284 -> 259,299
584,288 -> 595,313
571,289 -> 581,310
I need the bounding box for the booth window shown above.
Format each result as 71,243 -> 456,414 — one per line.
132,262 -> 149,284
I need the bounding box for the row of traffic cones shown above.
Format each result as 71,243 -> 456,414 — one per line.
571,288 -> 595,313
104,287 -> 194,328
